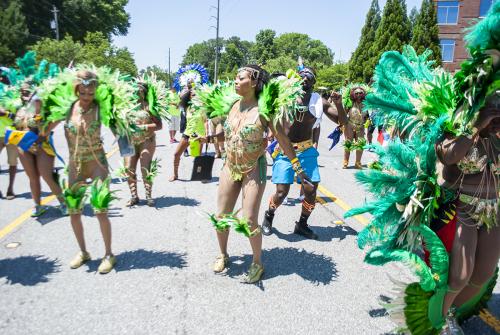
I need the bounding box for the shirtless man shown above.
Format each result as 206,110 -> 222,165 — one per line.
261,67 -> 347,239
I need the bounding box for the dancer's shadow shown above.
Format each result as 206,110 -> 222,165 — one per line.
200,176 -> 219,184
14,191 -> 51,200
36,206 -> 65,225
0,255 -> 60,286
81,206 -> 123,218
274,224 -> 357,243
154,196 -> 200,209
225,247 -> 338,285
85,249 -> 187,273
110,177 -> 125,184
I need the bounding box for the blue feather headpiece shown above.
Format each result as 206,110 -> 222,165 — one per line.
173,63 -> 209,92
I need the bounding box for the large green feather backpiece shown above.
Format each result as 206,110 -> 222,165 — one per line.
192,81 -> 240,119
136,72 -> 172,121
364,45 -> 437,136
344,5 -> 499,333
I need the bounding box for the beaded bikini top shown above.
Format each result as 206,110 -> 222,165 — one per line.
224,101 -> 267,181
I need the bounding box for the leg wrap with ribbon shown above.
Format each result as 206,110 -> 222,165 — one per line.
302,199 -> 316,214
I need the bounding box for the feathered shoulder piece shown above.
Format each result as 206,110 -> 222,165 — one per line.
0,52 -> 59,114
450,2 -> 500,137
258,69 -> 303,126
39,65 -> 137,136
0,84 -> 22,113
341,82 -> 371,109
135,72 -> 171,121
192,81 -> 240,119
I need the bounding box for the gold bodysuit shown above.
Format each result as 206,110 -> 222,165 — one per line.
224,103 -> 267,182
64,106 -> 107,175
130,109 -> 156,146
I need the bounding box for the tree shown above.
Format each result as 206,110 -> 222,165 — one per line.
251,29 -> 277,65
274,33 -> 333,68
262,55 -> 297,74
19,0 -> 130,45
317,62 -> 349,91
369,0 -> 411,79
409,6 -> 419,31
141,65 -> 172,84
348,0 -> 381,83
31,35 -> 83,67
0,0 -> 28,65
411,0 -> 442,66
31,32 -> 137,76
220,36 -> 254,78
181,39 -> 220,80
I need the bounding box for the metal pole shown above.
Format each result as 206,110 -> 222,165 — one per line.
168,48 -> 171,87
214,0 -> 220,83
51,5 -> 60,40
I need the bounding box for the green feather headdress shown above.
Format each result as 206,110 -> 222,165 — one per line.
39,65 -> 137,136
341,82 -> 370,110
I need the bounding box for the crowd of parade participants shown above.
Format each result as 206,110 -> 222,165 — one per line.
0,5 -> 498,334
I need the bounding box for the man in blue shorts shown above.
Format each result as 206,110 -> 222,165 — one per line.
262,67 -> 347,239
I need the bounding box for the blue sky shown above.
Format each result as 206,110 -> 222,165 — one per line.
113,0 -> 422,71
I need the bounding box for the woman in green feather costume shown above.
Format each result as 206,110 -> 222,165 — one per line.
336,83 -> 370,169
344,4 -> 500,334
202,65 -> 311,284
0,52 -> 65,216
125,80 -> 162,207
42,68 -> 136,275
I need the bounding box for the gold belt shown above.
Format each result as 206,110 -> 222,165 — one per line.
292,139 -> 314,152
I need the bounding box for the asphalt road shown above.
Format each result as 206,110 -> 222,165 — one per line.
0,120 -> 498,335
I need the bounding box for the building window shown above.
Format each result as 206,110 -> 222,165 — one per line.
437,1 -> 460,24
479,0 -> 493,17
440,39 -> 455,62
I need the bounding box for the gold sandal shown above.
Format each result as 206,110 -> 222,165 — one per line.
213,254 -> 229,273
245,262 -> 264,283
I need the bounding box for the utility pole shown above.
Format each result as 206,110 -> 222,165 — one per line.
51,5 -> 60,40
210,0 -> 221,82
168,48 -> 171,87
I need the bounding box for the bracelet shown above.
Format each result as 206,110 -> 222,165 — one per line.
292,161 -> 302,173
294,167 -> 304,175
290,157 -> 299,165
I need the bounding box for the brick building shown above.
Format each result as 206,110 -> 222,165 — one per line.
434,0 -> 494,71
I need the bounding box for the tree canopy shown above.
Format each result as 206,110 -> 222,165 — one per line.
410,0 -> 441,65
348,0 -> 381,83
0,0 -> 130,66
31,32 -> 137,76
181,30 -> 333,82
